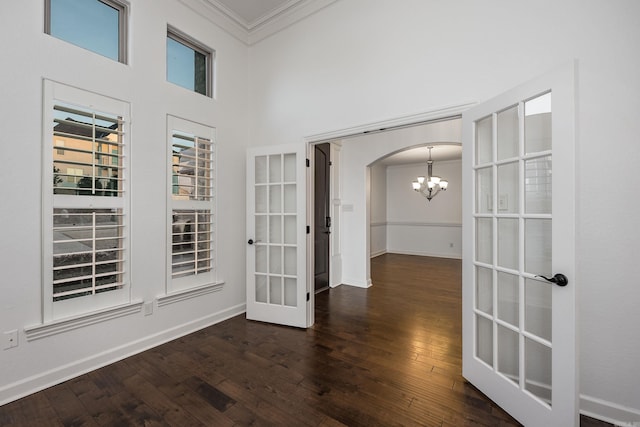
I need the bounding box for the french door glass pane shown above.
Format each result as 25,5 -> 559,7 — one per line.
476,266 -> 493,315
476,315 -> 493,367
255,215 -> 267,243
476,167 -> 493,213
269,276 -> 282,304
476,116 -> 493,165
498,325 -> 519,385
255,186 -> 267,213
497,162 -> 519,213
525,156 -> 552,214
269,216 -> 282,244
525,338 -> 552,406
497,106 -> 519,161
525,93 -> 552,154
255,246 -> 267,273
284,247 -> 296,276
497,272 -> 519,327
256,275 -> 267,303
255,156 -> 267,183
525,278 -> 552,341
525,219 -> 552,275
476,218 -> 493,264
269,155 -> 282,182
283,153 -> 296,182
269,246 -> 282,274
284,278 -> 297,307
269,185 -> 281,213
497,218 -> 518,270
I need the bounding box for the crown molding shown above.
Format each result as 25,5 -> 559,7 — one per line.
177,0 -> 337,45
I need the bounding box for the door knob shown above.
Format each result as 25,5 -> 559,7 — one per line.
536,273 -> 568,287
248,239 -> 254,245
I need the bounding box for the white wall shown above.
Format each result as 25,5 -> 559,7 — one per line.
247,0 -> 640,422
386,160 -> 462,259
0,0 -> 248,404
369,162 -> 387,257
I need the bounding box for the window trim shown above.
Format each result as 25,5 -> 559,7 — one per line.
44,0 -> 129,64
43,79 -> 131,322
166,26 -> 214,97
166,115 -> 217,293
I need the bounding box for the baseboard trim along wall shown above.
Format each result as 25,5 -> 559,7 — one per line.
0,303 -> 246,406
580,394 -> 640,426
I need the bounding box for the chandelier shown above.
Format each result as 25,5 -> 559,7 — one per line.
411,146 -> 448,202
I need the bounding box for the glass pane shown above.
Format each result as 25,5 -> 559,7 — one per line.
283,184 -> 296,213
284,278 -> 297,307
476,167 -> 493,213
525,338 -> 552,405
525,92 -> 552,154
50,0 -> 120,61
475,116 -> 493,165
255,215 -> 267,243
476,266 -> 493,315
525,156 -> 552,214
255,245 -> 267,274
498,325 -> 519,385
525,278 -> 552,341
255,275 -> 267,303
269,215 -> 282,244
269,246 -> 282,274
269,276 -> 282,305
269,185 -> 281,213
497,272 -> 519,327
476,218 -> 493,264
497,219 -> 518,270
525,219 -> 551,275
283,153 -> 296,182
269,155 -> 282,183
284,216 -> 296,245
497,162 -> 519,214
255,186 -> 267,213
284,247 -> 296,276
167,35 -> 208,95
476,315 -> 493,367
255,156 -> 267,184
497,106 -> 519,161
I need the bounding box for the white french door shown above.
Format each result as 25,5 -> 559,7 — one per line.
246,143 -> 309,328
462,64 -> 577,426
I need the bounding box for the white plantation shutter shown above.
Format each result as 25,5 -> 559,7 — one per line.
168,117 -> 216,292
43,80 -> 130,321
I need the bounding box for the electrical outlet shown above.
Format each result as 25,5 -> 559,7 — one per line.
143,302 -> 153,316
3,330 -> 18,350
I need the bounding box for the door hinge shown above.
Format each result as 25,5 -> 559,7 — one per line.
306,292 -> 310,302
306,158 -> 310,167
306,225 -> 310,234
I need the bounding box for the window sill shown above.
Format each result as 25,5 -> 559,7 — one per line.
157,281 -> 225,308
24,300 -> 143,341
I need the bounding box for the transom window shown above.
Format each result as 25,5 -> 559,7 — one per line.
167,28 -> 213,97
45,0 -> 128,63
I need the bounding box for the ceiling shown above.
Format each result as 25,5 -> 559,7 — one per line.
211,0 -> 303,28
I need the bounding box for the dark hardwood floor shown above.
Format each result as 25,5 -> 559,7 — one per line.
0,254 -> 612,426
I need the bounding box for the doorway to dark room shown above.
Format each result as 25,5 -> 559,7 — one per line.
314,143 -> 331,293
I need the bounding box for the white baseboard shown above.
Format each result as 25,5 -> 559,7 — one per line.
387,249 -> 462,260
370,249 -> 387,258
0,303 -> 246,406
341,277 -> 372,288
581,394 -> 640,426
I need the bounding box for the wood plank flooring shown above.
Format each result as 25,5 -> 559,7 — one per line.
0,254 -> 612,426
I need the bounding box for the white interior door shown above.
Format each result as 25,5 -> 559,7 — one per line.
462,64 -> 577,426
246,143 -> 309,328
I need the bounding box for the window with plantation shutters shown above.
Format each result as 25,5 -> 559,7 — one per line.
168,117 -> 215,292
43,80 -> 130,321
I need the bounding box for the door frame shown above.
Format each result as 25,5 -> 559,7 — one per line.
304,103 -> 474,300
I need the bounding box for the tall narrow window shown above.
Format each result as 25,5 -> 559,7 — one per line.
167,28 -> 213,97
45,0 -> 128,63
44,80 -> 130,321
168,117 -> 216,292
